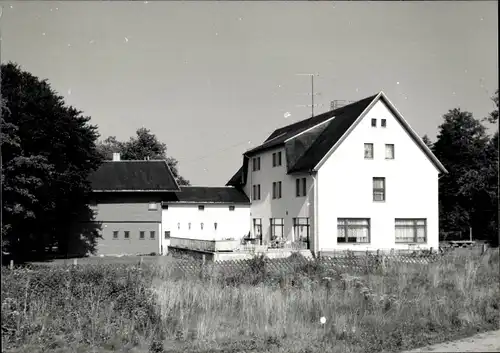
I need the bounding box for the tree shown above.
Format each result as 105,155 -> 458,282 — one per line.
97,127 -> 190,186
1,62 -> 103,261
483,89 -> 499,124
422,134 -> 434,149
433,106 -> 498,245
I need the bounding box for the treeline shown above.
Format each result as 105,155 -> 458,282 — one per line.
0,63 -> 498,261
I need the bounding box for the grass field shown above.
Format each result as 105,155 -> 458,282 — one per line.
2,249 -> 499,353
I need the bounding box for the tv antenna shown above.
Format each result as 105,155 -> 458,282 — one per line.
295,73 -> 323,117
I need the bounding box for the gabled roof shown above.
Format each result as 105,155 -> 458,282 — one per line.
168,186 -> 250,204
227,91 -> 447,187
90,160 -> 180,192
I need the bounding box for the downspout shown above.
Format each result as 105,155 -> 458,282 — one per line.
311,171 -> 319,257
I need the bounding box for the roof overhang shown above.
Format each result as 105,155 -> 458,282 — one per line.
92,189 -> 179,192
312,91 -> 448,174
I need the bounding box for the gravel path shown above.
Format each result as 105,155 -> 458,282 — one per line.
402,329 -> 500,352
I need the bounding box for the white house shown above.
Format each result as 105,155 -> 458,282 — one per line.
227,91 -> 447,255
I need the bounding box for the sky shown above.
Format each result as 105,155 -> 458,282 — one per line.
0,1 -> 498,186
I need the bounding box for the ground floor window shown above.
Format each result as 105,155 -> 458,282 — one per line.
270,218 -> 284,241
293,217 -> 310,248
395,218 -> 426,243
337,218 -> 370,243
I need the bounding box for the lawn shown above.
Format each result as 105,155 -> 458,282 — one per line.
2,250 -> 499,353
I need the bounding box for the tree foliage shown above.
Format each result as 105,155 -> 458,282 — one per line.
1,62 -> 103,261
97,127 -> 190,186
432,94 -> 498,245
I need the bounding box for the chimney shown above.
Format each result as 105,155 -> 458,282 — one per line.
112,152 -> 121,161
330,100 -> 350,110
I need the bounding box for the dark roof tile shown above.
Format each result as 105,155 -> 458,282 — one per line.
172,186 -> 250,204
90,160 -> 179,191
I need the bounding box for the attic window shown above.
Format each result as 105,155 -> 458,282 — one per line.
148,202 -> 158,211
371,119 -> 377,127
381,119 -> 387,127
229,205 -> 235,211
198,205 -> 205,211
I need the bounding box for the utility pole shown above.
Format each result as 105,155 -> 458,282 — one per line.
295,73 -> 323,117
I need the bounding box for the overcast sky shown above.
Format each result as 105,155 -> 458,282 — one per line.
1,1 -> 498,186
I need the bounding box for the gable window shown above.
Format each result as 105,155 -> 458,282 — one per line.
385,144 -> 395,159
253,218 -> 262,242
395,219 -> 426,243
364,143 -> 374,159
270,218 -> 284,241
139,231 -> 145,239
252,157 -> 261,171
113,231 -> 119,239
148,202 -> 158,211
381,119 -> 387,127
293,218 -> 310,247
198,205 -> 205,211
337,218 -> 370,243
229,205 -> 235,211
371,118 -> 377,127
164,231 -> 170,239
373,177 -> 386,202
150,231 -> 155,239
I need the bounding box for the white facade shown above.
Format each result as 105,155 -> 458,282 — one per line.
244,150 -> 314,246
316,99 -> 440,252
240,93 -> 444,253
161,203 -> 250,251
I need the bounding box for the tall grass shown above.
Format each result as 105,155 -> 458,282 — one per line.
2,250 -> 499,353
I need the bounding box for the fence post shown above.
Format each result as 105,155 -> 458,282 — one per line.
202,254 -> 206,265
481,244 -> 486,255
9,259 -> 13,270
73,258 -> 77,266
140,256 -> 143,266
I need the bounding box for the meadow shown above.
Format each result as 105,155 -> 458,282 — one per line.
1,249 -> 499,353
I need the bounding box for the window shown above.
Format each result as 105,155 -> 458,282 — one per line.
252,185 -> 261,201
371,118 -> 377,127
198,205 -> 205,211
364,143 -> 374,159
201,223 -> 204,230
293,218 -> 310,245
124,231 -> 130,239
229,205 -> 235,211
277,151 -> 282,166
150,231 -> 155,239
373,177 -> 386,202
164,231 -> 170,239
270,218 -> 284,241
139,231 -> 145,239
113,231 -> 119,239
253,218 -> 262,240
337,218 -> 370,243
385,144 -> 395,159
272,151 -> 282,167
148,202 -> 158,211
272,181 -> 282,199
381,119 -> 387,127
272,152 -> 277,167
296,178 -> 307,197
252,157 -> 261,171
395,219 -> 427,243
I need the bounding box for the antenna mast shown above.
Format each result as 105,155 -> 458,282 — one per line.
295,73 -> 323,117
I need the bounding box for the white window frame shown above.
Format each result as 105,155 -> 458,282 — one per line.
337,218 -> 370,244
385,144 -> 395,159
270,218 -> 284,241
364,143 -> 374,159
373,177 -> 386,202
395,218 -> 427,243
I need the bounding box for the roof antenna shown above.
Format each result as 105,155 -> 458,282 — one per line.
295,73 -> 323,117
